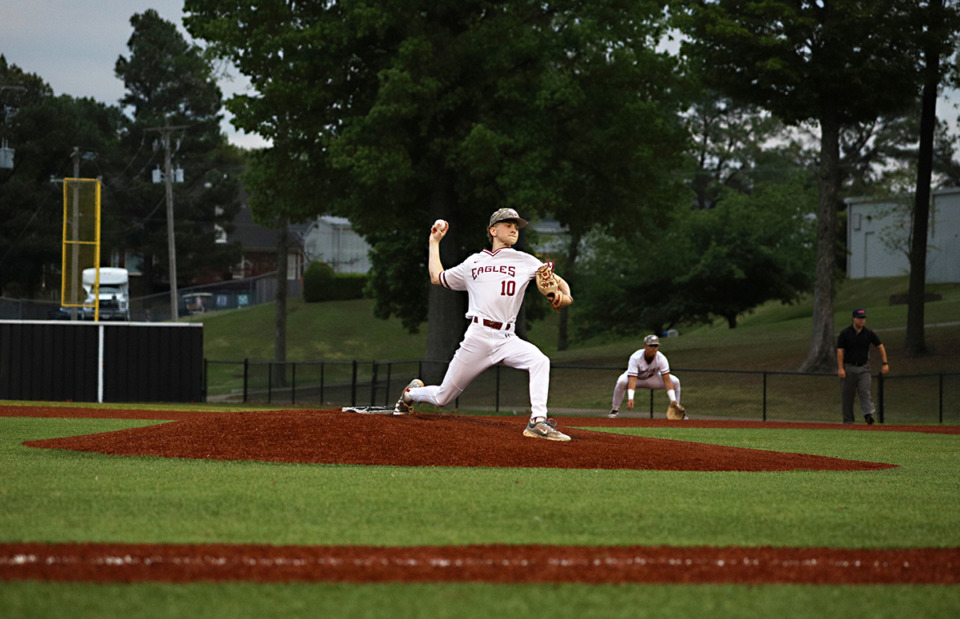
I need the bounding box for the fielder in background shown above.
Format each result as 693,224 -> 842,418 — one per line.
609,334 -> 685,419
837,307 -> 889,425
393,208 -> 575,442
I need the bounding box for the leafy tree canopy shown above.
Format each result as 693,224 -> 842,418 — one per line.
0,56 -> 123,297
185,1 -> 689,349
112,9 -> 241,290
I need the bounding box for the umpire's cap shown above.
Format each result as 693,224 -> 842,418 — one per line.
488,208 -> 528,229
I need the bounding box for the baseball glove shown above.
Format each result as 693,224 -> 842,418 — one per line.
666,401 -> 687,420
536,264 -> 563,311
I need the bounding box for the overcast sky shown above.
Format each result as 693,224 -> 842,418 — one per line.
1,0 -> 268,149
3,1 -> 960,152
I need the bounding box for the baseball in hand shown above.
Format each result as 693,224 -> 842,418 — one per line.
433,219 -> 448,232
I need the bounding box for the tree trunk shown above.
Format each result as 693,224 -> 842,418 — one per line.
273,218 -> 288,387
557,228 -> 581,352
423,181 -> 465,385
800,109 -> 841,372
905,0 -> 942,358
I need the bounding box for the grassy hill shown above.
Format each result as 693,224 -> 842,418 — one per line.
190,275 -> 960,375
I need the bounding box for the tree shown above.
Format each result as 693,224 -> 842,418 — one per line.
675,176 -> 817,328
682,91 -> 788,209
185,1 -> 688,370
673,0 -> 924,371
0,57 -> 124,298
241,145 -> 320,376
574,175 -> 816,335
905,0 -> 960,357
112,10 -> 241,302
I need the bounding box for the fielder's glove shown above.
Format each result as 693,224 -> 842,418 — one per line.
536,264 -> 563,311
666,401 -> 687,420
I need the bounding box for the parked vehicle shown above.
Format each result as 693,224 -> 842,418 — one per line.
181,292 -> 214,315
80,267 -> 130,321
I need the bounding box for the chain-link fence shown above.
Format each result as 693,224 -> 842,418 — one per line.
205,359 -> 959,425
0,297 -> 64,320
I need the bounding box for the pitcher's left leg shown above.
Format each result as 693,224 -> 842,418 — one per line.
496,336 -> 550,418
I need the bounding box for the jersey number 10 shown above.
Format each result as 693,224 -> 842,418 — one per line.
500,280 -> 516,296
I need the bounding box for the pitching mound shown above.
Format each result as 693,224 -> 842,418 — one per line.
21,409 -> 897,471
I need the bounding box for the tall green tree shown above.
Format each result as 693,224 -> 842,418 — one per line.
673,0 -> 924,371
185,0 -> 688,368
904,0 -> 960,357
0,57 -> 123,298
112,9 -> 241,298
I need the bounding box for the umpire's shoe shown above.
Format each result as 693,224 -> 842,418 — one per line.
393,379 -> 423,415
523,417 -> 571,442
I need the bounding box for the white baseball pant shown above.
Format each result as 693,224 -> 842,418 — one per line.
611,371 -> 681,410
406,322 -> 550,418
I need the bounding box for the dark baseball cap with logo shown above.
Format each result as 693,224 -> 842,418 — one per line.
852,308 -> 867,318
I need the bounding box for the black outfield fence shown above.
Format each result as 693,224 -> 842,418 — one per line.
1,320 -> 203,403
205,359 -> 959,425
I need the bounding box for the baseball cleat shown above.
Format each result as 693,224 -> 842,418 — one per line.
393,378 -> 424,415
522,417 -> 571,442
608,410 -> 619,418
865,413 -> 875,425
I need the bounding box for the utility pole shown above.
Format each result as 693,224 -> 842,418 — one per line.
147,121 -> 187,321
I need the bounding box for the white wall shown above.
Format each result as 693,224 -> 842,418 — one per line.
846,188 -> 960,283
302,216 -> 372,274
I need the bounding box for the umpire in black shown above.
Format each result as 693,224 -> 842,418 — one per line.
837,308 -> 889,424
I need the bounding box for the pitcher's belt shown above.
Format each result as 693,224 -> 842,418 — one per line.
473,316 -> 513,331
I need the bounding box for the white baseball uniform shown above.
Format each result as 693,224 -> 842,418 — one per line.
611,348 -> 681,410
405,247 -> 552,418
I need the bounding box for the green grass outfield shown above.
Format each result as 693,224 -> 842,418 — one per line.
1,411 -> 959,618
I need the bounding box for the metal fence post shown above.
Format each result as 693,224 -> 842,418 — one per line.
940,373 -> 944,424
385,362 -> 393,407
243,358 -> 249,403
371,362 -> 379,406
878,371 -> 885,424
351,360 -> 358,406
495,365 -> 501,413
267,362 -> 273,404
762,371 -> 768,421
649,390 -> 654,418
291,362 -> 297,405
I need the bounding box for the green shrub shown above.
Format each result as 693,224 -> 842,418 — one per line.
302,261 -> 367,302
302,261 -> 336,302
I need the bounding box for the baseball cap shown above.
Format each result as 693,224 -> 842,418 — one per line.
644,334 -> 660,346
852,308 -> 867,318
488,208 -> 528,229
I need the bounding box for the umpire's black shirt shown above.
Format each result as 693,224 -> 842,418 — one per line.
837,326 -> 882,367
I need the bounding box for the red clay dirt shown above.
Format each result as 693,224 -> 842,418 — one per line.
2,404 -> 958,585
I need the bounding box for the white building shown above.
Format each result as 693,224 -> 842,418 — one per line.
846,188 -> 960,283
302,216 -> 371,274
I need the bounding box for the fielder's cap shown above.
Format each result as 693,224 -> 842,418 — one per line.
852,308 -> 867,318
644,334 -> 660,346
488,208 -> 528,228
